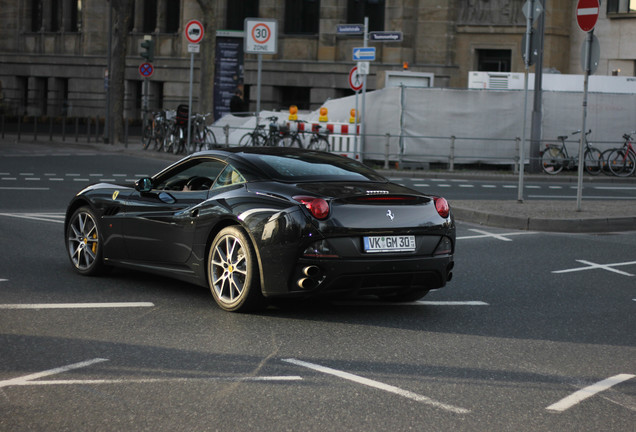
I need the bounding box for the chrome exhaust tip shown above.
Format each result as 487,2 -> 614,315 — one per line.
297,277 -> 317,290
303,265 -> 321,278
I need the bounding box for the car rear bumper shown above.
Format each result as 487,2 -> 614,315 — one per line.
269,254 -> 454,298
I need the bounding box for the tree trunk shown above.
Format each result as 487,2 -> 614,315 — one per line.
110,0 -> 134,143
196,0 -> 217,115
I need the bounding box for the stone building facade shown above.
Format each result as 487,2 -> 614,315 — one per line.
0,0 -> 633,120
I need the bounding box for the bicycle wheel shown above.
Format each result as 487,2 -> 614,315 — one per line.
541,146 -> 565,174
142,123 -> 154,150
203,127 -> 217,150
279,134 -> 303,148
607,149 -> 636,177
162,129 -> 176,153
583,147 -> 602,175
239,132 -> 257,146
307,135 -> 330,152
599,148 -> 614,176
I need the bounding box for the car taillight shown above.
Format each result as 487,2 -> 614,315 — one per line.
293,196 -> 330,220
434,197 -> 450,218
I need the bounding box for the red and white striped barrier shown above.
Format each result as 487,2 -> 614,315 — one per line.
287,121 -> 360,159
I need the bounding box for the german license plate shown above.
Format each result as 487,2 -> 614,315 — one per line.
363,235 -> 416,253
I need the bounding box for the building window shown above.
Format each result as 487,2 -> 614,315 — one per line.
278,86 -> 310,111
284,0 -> 319,35
143,0 -> 157,33
31,0 -> 43,32
347,0 -> 385,32
165,0 -> 180,33
477,49 -> 511,72
226,0 -> 259,31
607,0 -> 636,13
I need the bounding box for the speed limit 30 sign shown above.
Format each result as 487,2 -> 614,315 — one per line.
244,18 -> 277,54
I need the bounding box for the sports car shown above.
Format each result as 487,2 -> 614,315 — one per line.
65,147 -> 455,312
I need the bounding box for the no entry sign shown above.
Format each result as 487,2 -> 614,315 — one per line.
576,0 -> 599,32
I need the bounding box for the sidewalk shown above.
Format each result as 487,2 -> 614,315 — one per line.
4,136 -> 636,233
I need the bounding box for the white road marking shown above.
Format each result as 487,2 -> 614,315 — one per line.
417,301 -> 488,306
458,229 -> 537,241
594,186 -> 636,190
0,358 -> 108,388
11,376 -> 303,386
0,212 -> 65,223
0,358 -> 301,389
552,260 -> 636,276
529,195 -> 636,200
546,374 -> 635,412
0,187 -> 50,191
283,358 -> 470,414
334,300 -> 489,307
0,302 -> 155,309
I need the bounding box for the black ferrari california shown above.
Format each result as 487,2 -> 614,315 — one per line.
65,147 -> 455,312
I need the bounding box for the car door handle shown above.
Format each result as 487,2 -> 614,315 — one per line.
190,209 -> 199,218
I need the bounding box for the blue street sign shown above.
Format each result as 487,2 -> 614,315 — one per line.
353,47 -> 376,61
337,24 -> 364,34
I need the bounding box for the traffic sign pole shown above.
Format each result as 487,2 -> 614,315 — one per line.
518,0 -> 535,203
575,0 -> 599,211
184,20 -> 204,153
577,29 -> 594,212
244,19 -> 278,119
359,17 -> 369,161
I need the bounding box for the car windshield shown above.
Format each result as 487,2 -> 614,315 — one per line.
248,153 -> 386,182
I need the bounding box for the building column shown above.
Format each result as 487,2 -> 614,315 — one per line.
156,0 -> 166,33
133,0 -> 144,32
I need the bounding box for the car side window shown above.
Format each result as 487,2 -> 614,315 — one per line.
154,159 -> 226,191
212,164 -> 246,189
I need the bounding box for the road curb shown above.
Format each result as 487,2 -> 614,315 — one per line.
453,207 -> 636,233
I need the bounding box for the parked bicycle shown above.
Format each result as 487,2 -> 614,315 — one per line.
238,117 -> 268,146
190,112 -> 217,153
605,132 -> 635,177
540,130 -> 601,175
142,111 -> 169,151
304,123 -> 330,151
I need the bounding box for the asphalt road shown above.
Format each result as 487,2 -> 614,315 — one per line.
1,142 -> 634,431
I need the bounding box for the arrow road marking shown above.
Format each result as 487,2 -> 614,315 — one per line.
283,358 -> 470,414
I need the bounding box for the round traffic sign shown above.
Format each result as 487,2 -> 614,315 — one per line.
251,23 -> 272,45
576,0 -> 599,32
349,66 -> 363,92
244,19 -> 278,54
139,62 -> 154,78
185,20 -> 204,44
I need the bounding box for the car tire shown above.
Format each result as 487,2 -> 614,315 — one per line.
208,226 -> 264,312
65,206 -> 107,276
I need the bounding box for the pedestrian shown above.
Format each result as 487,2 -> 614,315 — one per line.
230,89 -> 247,116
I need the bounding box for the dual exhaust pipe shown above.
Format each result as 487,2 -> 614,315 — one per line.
297,265 -> 322,290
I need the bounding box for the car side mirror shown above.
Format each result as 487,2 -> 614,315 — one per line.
135,177 -> 153,192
